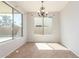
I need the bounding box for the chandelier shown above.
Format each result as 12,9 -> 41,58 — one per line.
37,1 -> 48,17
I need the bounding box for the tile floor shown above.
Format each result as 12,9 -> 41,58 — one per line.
6,43 -> 78,58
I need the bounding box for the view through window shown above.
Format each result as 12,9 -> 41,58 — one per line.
34,17 -> 53,35
0,2 -> 23,42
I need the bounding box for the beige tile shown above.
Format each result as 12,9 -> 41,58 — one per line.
6,43 -> 78,58
47,43 -> 68,50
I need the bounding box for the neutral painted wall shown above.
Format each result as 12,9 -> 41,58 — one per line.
27,12 -> 60,43
60,1 -> 79,56
0,2 -> 27,57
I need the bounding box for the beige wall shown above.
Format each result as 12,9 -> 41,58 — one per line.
27,12 -> 60,43
60,1 -> 79,56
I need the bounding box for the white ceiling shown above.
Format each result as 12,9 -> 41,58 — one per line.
8,1 -> 69,12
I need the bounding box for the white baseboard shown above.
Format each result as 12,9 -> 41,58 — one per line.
61,42 -> 79,57
70,49 -> 79,57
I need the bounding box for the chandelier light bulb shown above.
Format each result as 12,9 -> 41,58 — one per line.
37,10 -> 40,13
41,10 -> 45,12
46,12 -> 48,14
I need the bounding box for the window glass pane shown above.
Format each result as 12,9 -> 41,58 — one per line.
0,2 -> 12,42
34,17 -> 53,35
14,10 -> 22,38
34,17 -> 43,35
44,17 -> 53,35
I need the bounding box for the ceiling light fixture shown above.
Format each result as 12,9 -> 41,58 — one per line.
37,1 -> 48,17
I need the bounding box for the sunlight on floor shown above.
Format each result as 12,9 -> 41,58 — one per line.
35,43 -> 54,50
35,43 -> 68,50
47,43 -> 68,50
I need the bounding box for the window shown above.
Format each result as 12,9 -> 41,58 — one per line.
13,10 -> 23,38
0,2 -> 23,42
34,17 -> 53,35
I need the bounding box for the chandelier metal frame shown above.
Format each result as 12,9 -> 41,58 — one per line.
37,1 -> 48,17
